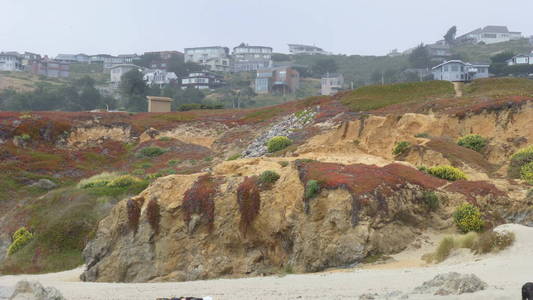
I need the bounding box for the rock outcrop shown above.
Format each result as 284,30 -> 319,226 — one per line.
412,272 -> 488,295
8,280 -> 64,300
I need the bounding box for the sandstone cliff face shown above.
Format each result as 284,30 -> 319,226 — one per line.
80,157 -> 513,283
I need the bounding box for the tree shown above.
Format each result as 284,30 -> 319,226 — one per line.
408,44 -> 431,69
310,58 -> 338,77
490,51 -> 515,64
443,26 -> 457,45
120,69 -> 147,97
489,51 -> 516,76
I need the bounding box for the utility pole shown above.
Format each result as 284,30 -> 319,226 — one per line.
381,71 -> 385,85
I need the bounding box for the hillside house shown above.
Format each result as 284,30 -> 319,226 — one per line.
28,59 -> 70,78
0,52 -> 23,71
181,72 -> 223,90
288,44 -> 329,55
232,43 -> 273,72
110,64 -> 141,84
255,66 -> 300,95
506,53 -> 533,66
321,73 -> 344,96
143,69 -> 177,86
431,60 -> 489,82
184,46 -> 231,72
147,96 -> 172,113
457,26 -> 522,44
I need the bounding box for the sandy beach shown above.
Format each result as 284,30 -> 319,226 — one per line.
1,224 -> 531,300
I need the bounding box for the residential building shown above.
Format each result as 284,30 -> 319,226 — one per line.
110,64 -> 142,84
456,26 -> 522,45
118,54 -> 140,64
321,73 -> 344,96
55,53 -> 90,63
0,52 -> 23,71
255,66 -> 300,95
143,69 -> 178,86
184,46 -> 230,72
506,53 -> 533,66
288,44 -> 329,55
142,51 -> 181,69
144,51 -> 182,60
20,52 -> 41,66
427,42 -> 452,61
387,49 -> 401,57
181,72 -> 224,90
431,60 -> 489,82
28,59 -> 70,78
232,43 -> 273,72
147,96 -> 172,113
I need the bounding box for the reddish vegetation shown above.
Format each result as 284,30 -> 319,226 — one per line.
236,176 -> 261,235
127,198 -> 141,234
445,180 -> 506,204
296,160 -> 446,226
182,174 -> 220,231
146,198 -> 160,234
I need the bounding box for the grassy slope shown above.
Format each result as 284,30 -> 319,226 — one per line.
340,80 -> 455,111
464,77 -> 533,98
452,39 -> 533,63
0,71 -> 66,92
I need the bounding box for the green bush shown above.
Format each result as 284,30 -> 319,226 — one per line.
433,236 -> 455,263
520,161 -> 533,184
267,136 -> 293,153
392,141 -> 411,156
415,133 -> 429,138
158,136 -> 172,141
278,161 -> 289,167
107,175 -> 144,188
226,153 -> 241,161
473,230 -> 515,254
77,172 -> 119,189
258,170 -> 280,185
304,180 -> 321,199
138,146 -> 167,158
423,191 -> 439,211
453,203 -> 484,233
457,134 -> 488,152
8,227 -> 33,256
509,145 -> 533,178
427,165 -> 467,181
167,159 -> 180,166
132,169 -> 145,176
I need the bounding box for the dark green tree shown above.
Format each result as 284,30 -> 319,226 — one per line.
408,44 -> 431,69
443,26 -> 457,45
310,58 -> 338,77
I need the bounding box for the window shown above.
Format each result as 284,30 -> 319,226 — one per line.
451,65 -> 459,72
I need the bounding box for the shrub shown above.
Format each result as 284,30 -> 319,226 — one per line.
132,169 -> 145,176
158,136 -> 172,141
7,227 -> 33,256
415,133 -> 429,138
432,236 -> 455,263
427,165 -> 467,181
473,230 -> 515,254
182,174 -> 218,231
457,134 -> 488,152
77,172 -> 120,189
168,159 -> 180,166
304,180 -> 321,200
204,156 -> 213,162
508,145 -> 533,178
267,136 -> 292,153
138,146 -> 167,158
392,141 -> 411,156
236,176 -> 261,235
107,175 -> 144,188
453,203 -> 484,233
528,188 -> 533,199
146,198 -> 160,234
278,161 -> 289,167
417,165 -> 429,173
520,161 -> 533,184
423,191 -> 439,211
146,173 -> 163,180
226,153 -> 241,161
258,170 -> 280,186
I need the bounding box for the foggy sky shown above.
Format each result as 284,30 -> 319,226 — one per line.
1,0 -> 532,57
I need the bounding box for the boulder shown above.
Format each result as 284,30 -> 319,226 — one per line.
413,272 -> 488,296
9,281 -> 64,300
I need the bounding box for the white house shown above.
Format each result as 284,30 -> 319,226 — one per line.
288,44 -> 330,55
184,46 -> 231,72
232,43 -> 273,72
432,60 -> 489,82
143,69 -> 177,86
0,52 -> 23,71
506,53 -> 533,66
181,72 -> 223,90
321,73 -> 344,96
110,64 -> 142,84
457,26 -> 522,45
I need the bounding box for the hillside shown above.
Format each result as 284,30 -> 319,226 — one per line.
0,78 -> 532,283
0,71 -> 66,92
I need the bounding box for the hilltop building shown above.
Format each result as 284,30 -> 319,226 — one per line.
28,59 -> 70,78
184,46 -> 231,72
0,52 -> 23,71
255,66 -> 300,95
506,52 -> 533,66
288,44 -> 329,55
456,26 -> 522,45
321,73 -> 344,96
431,60 -> 489,82
110,64 -> 142,84
55,53 -> 139,68
143,69 -> 177,86
181,72 -> 224,90
232,43 -> 273,72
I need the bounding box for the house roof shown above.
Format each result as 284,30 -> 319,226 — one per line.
146,96 -> 173,102
482,25 -> 509,33
109,64 -> 141,69
431,60 -> 489,70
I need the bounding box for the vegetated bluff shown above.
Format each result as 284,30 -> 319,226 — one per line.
81,79 -> 533,282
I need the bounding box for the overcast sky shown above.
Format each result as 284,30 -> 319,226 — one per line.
1,0 -> 532,57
